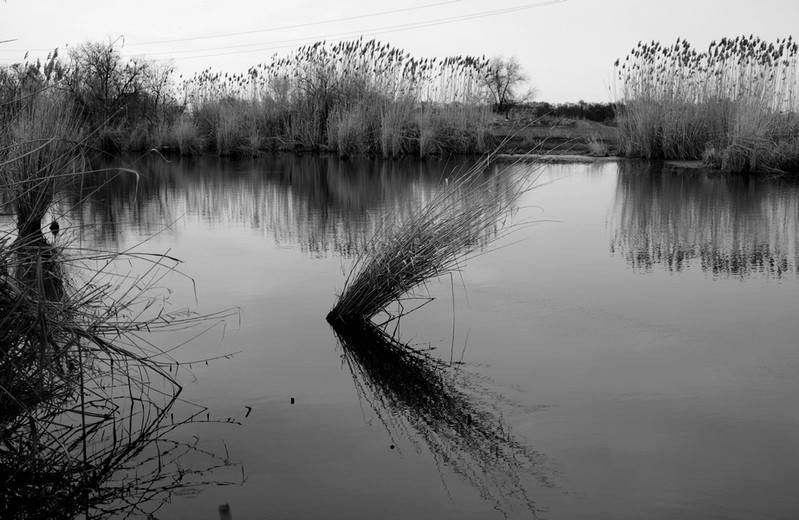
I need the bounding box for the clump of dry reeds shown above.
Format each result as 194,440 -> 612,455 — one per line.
0,239 -> 239,518
182,39 -> 493,156
1,92 -> 87,242
327,156 -> 537,324
1,91 -> 240,518
615,35 -> 799,171
173,115 -> 204,156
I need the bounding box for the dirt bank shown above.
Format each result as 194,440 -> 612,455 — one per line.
489,114 -> 619,156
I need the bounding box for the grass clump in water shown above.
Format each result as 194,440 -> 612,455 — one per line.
327,155 -> 538,324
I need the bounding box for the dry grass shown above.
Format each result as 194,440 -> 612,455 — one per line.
1,91 -> 241,517
1,233 -> 240,518
327,155 -> 539,324
173,115 -> 204,156
489,115 -> 619,155
614,36 -> 799,171
182,39 -> 493,156
1,92 -> 87,242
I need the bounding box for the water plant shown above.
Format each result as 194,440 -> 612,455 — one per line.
2,93 -> 86,242
0,251 -> 237,518
614,35 -> 799,172
0,89 -> 240,517
326,156 -> 538,324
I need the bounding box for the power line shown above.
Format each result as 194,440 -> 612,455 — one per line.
0,0 -> 567,67
126,0 -> 462,46
139,0 -> 567,62
0,0 -> 459,53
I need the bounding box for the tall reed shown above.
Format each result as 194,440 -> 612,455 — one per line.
615,36 -> 799,171
173,115 -> 204,155
1,39 -> 496,157
2,93 -> 87,242
0,90 -> 240,517
327,156 -> 538,324
182,39 -> 494,157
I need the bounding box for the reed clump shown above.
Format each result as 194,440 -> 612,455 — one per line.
182,39 -> 494,157
174,115 -> 204,156
615,35 -> 799,172
1,93 -> 87,241
1,90 -> 240,517
326,156 -> 537,324
1,39 -> 497,157
1,237 -> 240,518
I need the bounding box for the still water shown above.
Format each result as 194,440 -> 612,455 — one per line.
67,155 -> 799,519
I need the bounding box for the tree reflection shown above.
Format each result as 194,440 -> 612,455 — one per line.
66,154 -> 481,254
331,319 -> 552,516
611,161 -> 799,277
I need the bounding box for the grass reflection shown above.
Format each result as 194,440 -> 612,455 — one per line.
64,154 -> 482,254
331,319 -> 552,516
611,161 -> 799,277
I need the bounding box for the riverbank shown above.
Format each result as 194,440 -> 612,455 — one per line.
153,113 -> 619,158
489,113 -> 619,156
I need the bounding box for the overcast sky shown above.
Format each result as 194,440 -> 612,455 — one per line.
1,0 -> 797,103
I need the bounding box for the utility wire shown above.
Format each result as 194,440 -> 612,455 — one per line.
0,0 -> 459,52
141,0 -> 566,62
0,0 -> 567,66
126,0 -> 462,46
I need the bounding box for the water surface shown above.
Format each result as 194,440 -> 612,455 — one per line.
65,155 -> 799,519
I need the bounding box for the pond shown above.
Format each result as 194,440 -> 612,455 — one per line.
64,155 -> 799,519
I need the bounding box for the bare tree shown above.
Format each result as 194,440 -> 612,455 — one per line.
481,56 -> 536,118
65,40 -> 147,125
141,60 -> 178,124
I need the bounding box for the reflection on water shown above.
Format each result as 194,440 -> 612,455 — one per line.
331,320 -> 550,516
70,155 -> 480,254
68,156 -> 799,280
48,155 -> 799,519
611,161 -> 799,277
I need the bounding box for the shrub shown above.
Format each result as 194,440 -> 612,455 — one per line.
173,116 -> 204,156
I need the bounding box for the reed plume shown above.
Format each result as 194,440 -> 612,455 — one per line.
614,35 -> 799,171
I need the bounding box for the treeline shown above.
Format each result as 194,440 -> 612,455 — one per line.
0,44 -> 179,154
524,101 -> 618,122
0,39 -> 501,158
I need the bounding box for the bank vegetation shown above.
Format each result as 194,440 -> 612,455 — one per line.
0,78 -> 239,518
1,39 -> 516,158
615,35 -> 799,173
